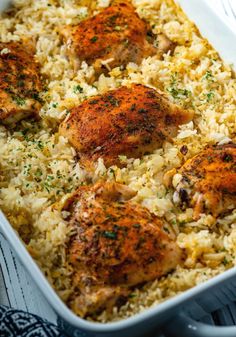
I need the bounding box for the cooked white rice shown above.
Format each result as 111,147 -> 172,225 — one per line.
0,0 -> 236,323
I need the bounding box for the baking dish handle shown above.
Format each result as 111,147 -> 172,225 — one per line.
163,312 -> 236,337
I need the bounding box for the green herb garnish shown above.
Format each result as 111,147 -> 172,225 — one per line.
73,85 -> 83,94
90,36 -> 98,43
103,231 -> 117,240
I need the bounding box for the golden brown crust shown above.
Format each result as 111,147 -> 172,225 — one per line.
59,84 -> 193,169
64,181 -> 182,316
171,143 -> 236,218
61,0 -> 174,72
0,41 -> 43,124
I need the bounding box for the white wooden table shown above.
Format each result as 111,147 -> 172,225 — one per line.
0,233 -> 57,324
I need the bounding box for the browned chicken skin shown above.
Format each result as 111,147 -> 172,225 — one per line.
64,181 -> 182,317
0,41 -> 43,124
167,144 -> 236,219
61,0 -> 174,72
59,84 -> 193,169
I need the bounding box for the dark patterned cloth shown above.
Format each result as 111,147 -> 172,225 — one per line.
0,305 -> 66,337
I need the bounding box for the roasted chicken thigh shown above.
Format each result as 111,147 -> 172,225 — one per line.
59,84 -> 193,169
64,181 -> 182,317
61,0 -> 174,72
0,41 -> 43,124
167,144 -> 236,219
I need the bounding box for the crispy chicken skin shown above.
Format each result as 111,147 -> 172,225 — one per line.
59,84 -> 193,169
64,181 -> 182,317
61,0 -> 174,72
0,41 -> 43,125
166,144 -> 236,219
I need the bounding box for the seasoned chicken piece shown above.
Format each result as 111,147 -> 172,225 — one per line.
64,181 -> 182,317
166,144 -> 236,219
61,0 -> 174,73
59,84 -> 193,169
0,41 -> 43,125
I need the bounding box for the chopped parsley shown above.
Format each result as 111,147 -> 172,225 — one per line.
73,85 -> 83,94
102,231 -> 117,240
23,164 -> 32,176
108,168 -> 116,177
43,182 -> 52,193
167,73 -> 191,100
107,95 -> 120,107
108,14 -> 119,26
21,128 -> 30,138
13,96 -> 26,106
31,91 -> 44,104
167,87 -> 191,99
129,293 -> 136,298
35,168 -> 43,177
206,91 -> 215,102
36,140 -> 44,150
133,224 -> 141,229
118,155 -> 127,162
46,175 -> 54,181
90,36 -> 98,43
222,153 -> 233,162
203,70 -> 214,81
223,257 -> 230,266
138,108 -> 147,114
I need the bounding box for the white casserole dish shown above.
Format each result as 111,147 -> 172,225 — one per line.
1,1 -> 236,336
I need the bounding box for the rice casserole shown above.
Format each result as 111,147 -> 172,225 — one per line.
0,0 -> 236,322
